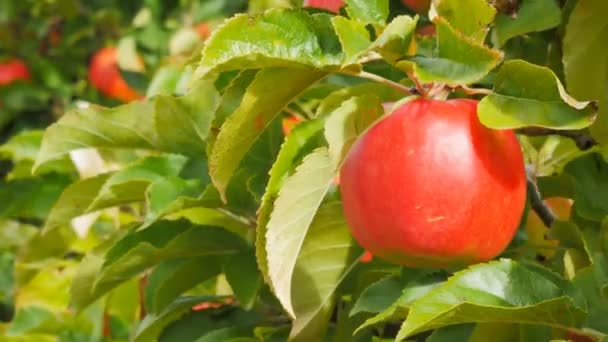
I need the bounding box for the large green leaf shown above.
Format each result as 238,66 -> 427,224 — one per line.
256,118 -> 326,285
195,9 -> 343,77
144,256 -> 224,315
396,259 -> 587,340
331,17 -> 371,64
562,0 -> 608,144
0,174 -> 72,221
433,0 -> 495,42
289,200 -> 359,340
265,148 -> 335,317
224,249 -> 261,310
43,155 -> 188,233
209,67 -> 325,200
564,153 -> 608,221
478,60 -> 596,129
324,95 -> 383,163
492,0 -> 561,46
402,17 -> 502,85
34,80 -> 219,170
344,0 -> 389,26
70,220 -> 245,311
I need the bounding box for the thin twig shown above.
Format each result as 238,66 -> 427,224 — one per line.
339,70 -> 418,95
526,169 -> 555,228
516,127 -> 598,151
407,72 -> 427,97
458,85 -> 493,96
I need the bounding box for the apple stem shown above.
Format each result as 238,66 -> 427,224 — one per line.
407,72 -> 428,97
340,70 -> 418,96
516,127 -> 597,151
526,172 -> 556,228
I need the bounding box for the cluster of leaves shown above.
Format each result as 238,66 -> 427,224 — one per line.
2,0 -> 608,341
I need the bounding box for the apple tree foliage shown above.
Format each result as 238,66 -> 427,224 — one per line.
1,0 -> 608,341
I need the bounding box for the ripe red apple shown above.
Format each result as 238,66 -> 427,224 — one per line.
401,0 -> 431,14
88,47 -> 142,103
304,0 -> 344,13
566,331 -> 598,342
340,99 -> 526,268
0,58 -> 31,87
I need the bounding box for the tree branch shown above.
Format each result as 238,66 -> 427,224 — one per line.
516,127 -> 598,151
526,172 -> 555,228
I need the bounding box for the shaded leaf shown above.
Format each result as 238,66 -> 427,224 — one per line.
70,220 -> 245,311
34,80 -> 218,170
564,153 -> 608,221
493,0 -> 561,46
224,249 -> 261,310
478,60 -> 596,130
562,0 -> 608,144
144,256 -> 224,315
209,67 -> 325,200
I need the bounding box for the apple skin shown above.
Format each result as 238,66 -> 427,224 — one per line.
281,115 -> 304,136
401,0 -> 431,14
88,47 -> 142,103
195,22 -> 211,39
340,99 -> 526,268
304,0 -> 344,13
0,59 -> 31,87
566,331 -> 597,342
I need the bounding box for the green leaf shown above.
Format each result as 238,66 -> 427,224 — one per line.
145,176 -> 206,223
344,0 -> 389,26
401,17 -> 502,85
433,0 -> 496,42
564,153 -> 608,221
478,60 -> 596,130
492,0 -> 561,46
350,276 -> 406,316
265,148 -> 335,317
166,207 -> 251,241
0,174 -> 72,221
396,259 -> 587,340
195,9 -> 343,77
370,15 -> 417,63
0,130 -> 74,178
426,324 -> 475,342
331,17 -> 371,63
572,268 -> 608,336
209,67 -> 326,200
144,256 -> 224,315
289,200 -> 359,340
43,155 -> 188,233
355,271 -> 446,333
70,220 -> 245,311
256,118 -> 326,285
316,83 -> 403,116
224,249 -> 261,310
133,296 -> 213,342
562,0 -> 608,144
34,80 -> 219,170
324,95 -> 383,164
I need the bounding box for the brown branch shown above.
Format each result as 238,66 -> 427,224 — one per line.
516,127 -> 598,151
526,169 -> 555,228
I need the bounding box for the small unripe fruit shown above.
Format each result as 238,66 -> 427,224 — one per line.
88,47 -> 142,103
0,59 -> 31,87
340,99 -> 526,268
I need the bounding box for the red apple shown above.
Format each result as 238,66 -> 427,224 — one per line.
401,0 -> 431,14
359,251 -> 374,263
340,99 -> 526,268
416,24 -> 436,37
566,331 -> 598,342
88,47 -> 142,103
0,58 -> 31,87
304,0 -> 344,13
